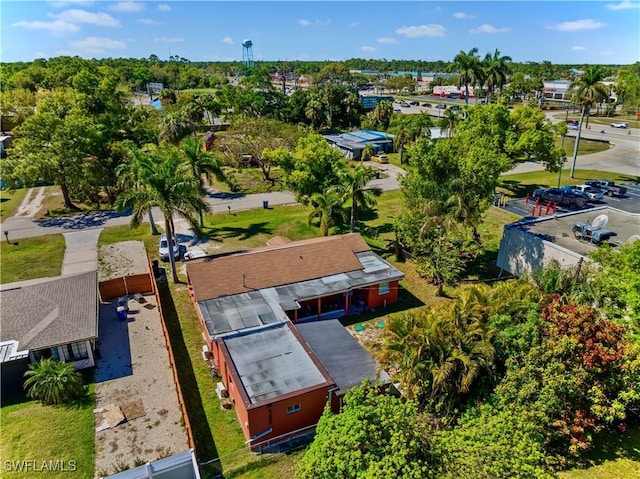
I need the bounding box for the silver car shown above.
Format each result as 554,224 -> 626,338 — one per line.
158,233 -> 179,261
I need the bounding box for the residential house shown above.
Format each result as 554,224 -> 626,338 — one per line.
0,271 -> 99,391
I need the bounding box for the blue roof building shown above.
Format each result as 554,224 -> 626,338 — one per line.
323,130 -> 394,160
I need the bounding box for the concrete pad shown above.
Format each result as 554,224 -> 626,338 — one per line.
62,229 -> 102,276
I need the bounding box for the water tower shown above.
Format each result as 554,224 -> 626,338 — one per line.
242,39 -> 254,68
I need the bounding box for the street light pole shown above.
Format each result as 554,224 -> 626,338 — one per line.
569,105 -> 587,179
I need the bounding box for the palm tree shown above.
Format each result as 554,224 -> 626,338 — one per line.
394,127 -> 409,164
23,359 -> 84,405
482,49 -> 512,103
180,137 -> 227,228
307,191 -> 347,236
440,109 -> 460,137
568,67 -> 609,178
330,166 -> 381,233
450,48 -> 483,106
115,146 -> 208,282
361,143 -> 374,163
116,145 -> 160,235
372,100 -> 394,130
159,111 -> 191,145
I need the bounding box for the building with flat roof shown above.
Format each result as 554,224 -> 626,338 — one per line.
497,207 -> 639,277
323,130 -> 394,160
186,234 -> 401,447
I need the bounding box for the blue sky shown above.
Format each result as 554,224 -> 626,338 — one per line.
2,1 -> 639,64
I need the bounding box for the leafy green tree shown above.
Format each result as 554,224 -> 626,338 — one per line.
307,191 -> 348,236
496,298 -> 640,456
23,359 -> 84,405
10,90 -> 97,209
369,100 -> 394,130
450,48 -> 483,106
330,166 -> 381,233
361,143 -> 374,163
180,137 -> 227,228
115,146 -> 207,282
432,403 -> 554,479
278,133 -> 347,201
159,111 -> 191,145
296,382 -> 433,479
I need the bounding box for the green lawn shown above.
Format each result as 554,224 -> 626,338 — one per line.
0,235 -> 65,283
558,427 -> 640,479
0,187 -> 28,223
556,136 -> 609,156
0,386 -> 95,479
211,167 -> 286,194
498,169 -> 639,198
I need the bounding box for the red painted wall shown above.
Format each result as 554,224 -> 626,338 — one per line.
364,280 -> 399,308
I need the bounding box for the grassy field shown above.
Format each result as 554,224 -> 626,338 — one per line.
0,187 -> 28,223
0,235 -> 65,283
498,169 -> 639,198
0,386 -> 95,479
211,167 -> 286,194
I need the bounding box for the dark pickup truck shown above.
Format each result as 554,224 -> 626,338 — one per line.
532,188 -> 589,210
585,180 -> 627,197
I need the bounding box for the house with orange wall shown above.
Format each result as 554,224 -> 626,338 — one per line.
185,233 -> 402,446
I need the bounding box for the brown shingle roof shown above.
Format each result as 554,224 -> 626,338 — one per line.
187,234 -> 371,302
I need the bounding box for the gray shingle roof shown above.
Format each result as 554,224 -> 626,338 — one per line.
0,271 -> 98,350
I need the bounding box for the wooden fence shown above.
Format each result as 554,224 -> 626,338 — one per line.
99,273 -> 153,301
151,273 -> 196,450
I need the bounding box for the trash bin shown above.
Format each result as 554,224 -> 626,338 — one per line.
263,200 -> 269,209
375,172 -> 380,179
117,306 -> 127,321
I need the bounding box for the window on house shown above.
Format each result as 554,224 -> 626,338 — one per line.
62,342 -> 89,362
378,282 -> 390,295
287,404 -> 301,414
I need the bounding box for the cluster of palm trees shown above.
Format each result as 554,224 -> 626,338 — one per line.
308,165 -> 382,236
115,137 -> 226,283
450,48 -> 512,105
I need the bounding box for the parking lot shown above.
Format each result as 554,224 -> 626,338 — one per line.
501,183 -> 640,218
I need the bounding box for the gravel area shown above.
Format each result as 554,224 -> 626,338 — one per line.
98,241 -> 150,281
93,293 -> 188,477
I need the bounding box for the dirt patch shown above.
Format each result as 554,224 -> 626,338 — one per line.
98,241 -> 149,281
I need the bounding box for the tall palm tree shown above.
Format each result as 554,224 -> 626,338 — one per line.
361,143 -> 374,163
330,166 -> 381,233
116,145 -> 160,235
482,49 -> 512,103
159,111 -> 191,145
372,100 -> 394,130
115,146 -> 208,282
440,109 -> 460,137
180,137 -> 227,228
450,48 -> 483,106
394,127 -> 409,164
23,359 -> 84,405
568,67 -> 609,178
307,191 -> 347,236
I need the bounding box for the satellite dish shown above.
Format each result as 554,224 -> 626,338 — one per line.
591,214 -> 609,230
625,234 -> 640,244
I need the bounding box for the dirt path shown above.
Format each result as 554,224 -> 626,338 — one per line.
16,187 -> 45,217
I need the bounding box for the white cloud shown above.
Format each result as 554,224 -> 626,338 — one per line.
110,2 -> 144,12
221,36 -> 234,45
154,36 -> 185,43
69,36 -> 126,53
158,4 -> 171,11
607,1 -> 640,10
396,24 -> 446,38
453,12 -> 474,19
470,24 -> 511,34
13,19 -> 80,34
53,9 -> 120,27
547,19 -> 605,31
298,19 -> 311,26
572,45 -> 587,51
376,37 -> 398,44
315,19 -> 331,26
349,21 -> 359,27
137,18 -> 161,25
361,46 -> 376,52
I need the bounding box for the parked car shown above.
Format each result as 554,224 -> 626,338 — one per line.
184,247 -> 207,260
409,101 -> 420,106
532,187 -> 588,210
421,102 -> 432,108
400,102 -> 410,107
393,108 -> 402,113
158,233 -> 180,261
585,179 -> 627,197
567,184 -> 604,201
372,153 -> 388,164
611,122 -> 628,128
435,104 -> 447,109
450,105 -> 461,112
